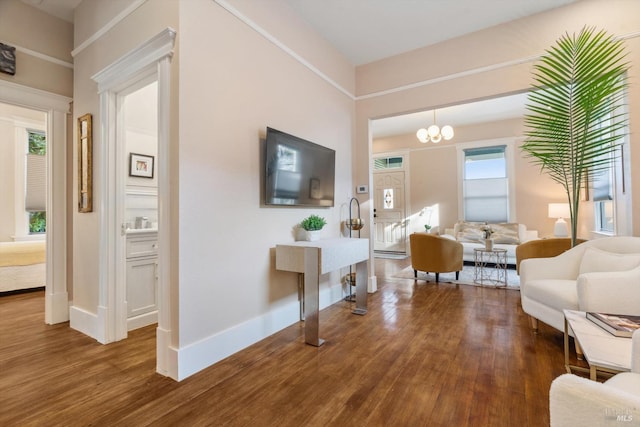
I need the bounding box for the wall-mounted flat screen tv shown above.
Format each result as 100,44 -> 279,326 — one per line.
265,127 -> 335,207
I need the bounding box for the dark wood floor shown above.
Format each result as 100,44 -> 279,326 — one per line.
0,257 -> 582,426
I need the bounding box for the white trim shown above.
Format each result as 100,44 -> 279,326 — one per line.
69,305 -> 100,342
357,55 -> 540,101
175,283 -> 342,381
126,188 -> 158,196
156,54 -> 173,377
213,0 -> 354,100
45,109 -> 69,324
91,28 -> 176,93
46,291 -> 70,325
91,28 -> 175,378
0,40 -> 73,69
71,0 -> 148,57
0,80 -> 71,112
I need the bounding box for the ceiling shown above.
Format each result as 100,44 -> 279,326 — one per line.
20,0 -> 82,22
23,0 -> 577,137
284,0 -> 577,66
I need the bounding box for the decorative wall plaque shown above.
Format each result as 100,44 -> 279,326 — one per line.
0,43 -> 16,75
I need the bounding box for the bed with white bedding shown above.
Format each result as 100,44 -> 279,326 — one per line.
0,241 -> 46,293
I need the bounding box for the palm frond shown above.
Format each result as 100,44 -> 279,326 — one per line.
521,27 -> 629,246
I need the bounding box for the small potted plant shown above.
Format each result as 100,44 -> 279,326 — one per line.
424,224 -> 432,233
300,214 -> 327,241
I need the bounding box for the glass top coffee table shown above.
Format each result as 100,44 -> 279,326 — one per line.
563,309 -> 633,380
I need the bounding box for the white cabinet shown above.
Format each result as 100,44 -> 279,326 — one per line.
126,230 -> 158,331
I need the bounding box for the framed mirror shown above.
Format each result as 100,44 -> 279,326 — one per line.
78,113 -> 92,212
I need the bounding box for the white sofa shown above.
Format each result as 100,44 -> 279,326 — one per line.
443,222 -> 538,266
520,236 -> 640,334
549,329 -> 640,427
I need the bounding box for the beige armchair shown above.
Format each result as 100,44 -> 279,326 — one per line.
515,237 -> 586,274
410,233 -> 463,282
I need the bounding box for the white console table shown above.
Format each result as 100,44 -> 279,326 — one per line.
276,238 -> 369,346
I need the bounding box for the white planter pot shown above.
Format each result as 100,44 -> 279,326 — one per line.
305,230 -> 322,241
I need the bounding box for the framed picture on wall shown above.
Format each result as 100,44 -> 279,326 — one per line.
77,113 -> 93,212
129,153 -> 154,178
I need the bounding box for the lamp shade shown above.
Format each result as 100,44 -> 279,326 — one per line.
548,203 -> 570,219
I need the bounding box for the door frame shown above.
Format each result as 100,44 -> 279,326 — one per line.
0,80 -> 71,324
372,152 -> 411,254
91,28 -> 175,377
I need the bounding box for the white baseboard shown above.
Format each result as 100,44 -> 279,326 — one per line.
174,283 -> 343,381
368,276 -> 377,293
45,290 -> 69,324
69,305 -> 99,341
127,310 -> 158,331
156,325 -> 178,380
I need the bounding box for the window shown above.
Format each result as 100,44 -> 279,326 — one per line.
374,156 -> 403,170
26,130 -> 46,234
463,146 -> 508,222
591,109 -> 621,235
593,153 -> 615,234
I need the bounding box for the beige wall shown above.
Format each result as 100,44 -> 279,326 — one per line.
0,0 -> 73,96
72,0 -> 355,377
177,0 -> 355,349
358,0 -> 640,250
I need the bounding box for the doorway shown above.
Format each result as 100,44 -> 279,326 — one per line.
120,79 -> 159,332
89,27 -> 175,378
0,103 -> 47,291
373,170 -> 407,254
0,82 -> 70,325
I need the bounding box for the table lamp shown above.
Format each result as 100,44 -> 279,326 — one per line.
548,203 -> 570,237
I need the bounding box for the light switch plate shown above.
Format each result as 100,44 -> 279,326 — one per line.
356,185 -> 368,194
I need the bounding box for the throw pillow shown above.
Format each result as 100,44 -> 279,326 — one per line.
455,221 -> 485,243
579,247 -> 640,275
491,223 -> 520,244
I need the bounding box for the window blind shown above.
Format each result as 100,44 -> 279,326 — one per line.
463,145 -> 508,222
25,153 -> 46,211
464,177 -> 508,222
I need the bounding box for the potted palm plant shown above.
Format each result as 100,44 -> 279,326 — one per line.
521,27 -> 629,247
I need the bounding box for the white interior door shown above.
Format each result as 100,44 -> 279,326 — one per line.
373,171 -> 407,253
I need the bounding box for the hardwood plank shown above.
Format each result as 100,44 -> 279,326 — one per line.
0,259 -> 574,426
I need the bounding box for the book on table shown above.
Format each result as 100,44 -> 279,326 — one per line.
586,312 -> 640,338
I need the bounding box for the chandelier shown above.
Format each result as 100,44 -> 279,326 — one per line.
416,110 -> 454,143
